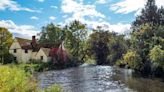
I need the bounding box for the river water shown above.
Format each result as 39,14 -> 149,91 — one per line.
37,65 -> 164,92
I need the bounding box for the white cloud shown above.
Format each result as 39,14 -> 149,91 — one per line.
96,0 -> 107,4
63,15 -> 68,18
50,5 -> 58,9
38,0 -> 44,2
0,20 -> 39,39
110,0 -> 164,14
61,0 -> 105,20
30,16 -> 39,20
84,20 -> 131,34
60,0 -> 130,34
63,16 -> 131,34
49,16 -> 56,20
0,0 -> 40,12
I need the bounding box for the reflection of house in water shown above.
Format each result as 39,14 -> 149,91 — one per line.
9,36 -> 68,63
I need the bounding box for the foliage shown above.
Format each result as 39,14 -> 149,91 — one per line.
43,84 -> 63,92
0,66 -> 38,92
87,30 -> 110,65
0,27 -> 13,64
149,45 -> 164,67
130,0 -> 164,75
0,65 -> 63,92
38,20 -> 88,66
3,53 -> 15,64
122,51 -> 142,70
115,59 -> 126,68
64,20 -> 88,62
107,34 -> 129,65
132,0 -> 164,28
87,28 -> 129,65
39,23 -> 65,46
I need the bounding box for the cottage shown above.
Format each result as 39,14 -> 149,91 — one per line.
9,36 -> 68,63
9,36 -> 50,63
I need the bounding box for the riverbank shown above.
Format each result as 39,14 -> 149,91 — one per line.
0,65 -> 63,92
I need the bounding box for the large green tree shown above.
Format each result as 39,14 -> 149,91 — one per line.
64,20 -> 88,62
39,23 -> 65,46
87,29 -> 110,65
132,0 -> 164,30
130,0 -> 164,74
0,27 -> 13,63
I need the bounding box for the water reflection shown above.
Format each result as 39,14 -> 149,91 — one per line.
37,66 -> 164,92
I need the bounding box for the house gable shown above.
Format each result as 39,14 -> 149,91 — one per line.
9,39 -> 21,50
36,48 -> 50,62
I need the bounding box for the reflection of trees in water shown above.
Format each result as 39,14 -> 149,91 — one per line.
112,68 -> 164,92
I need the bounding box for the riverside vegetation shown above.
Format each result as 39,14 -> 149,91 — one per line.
0,65 -> 63,92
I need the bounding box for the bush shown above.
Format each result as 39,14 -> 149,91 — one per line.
0,65 -> 63,92
122,50 -> 142,70
44,84 -> 63,92
115,59 -> 126,68
0,53 -> 16,64
18,63 -> 49,73
149,45 -> 164,67
0,66 -> 38,92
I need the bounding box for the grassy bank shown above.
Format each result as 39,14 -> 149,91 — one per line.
0,65 -> 63,92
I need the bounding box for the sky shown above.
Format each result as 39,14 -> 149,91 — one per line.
0,0 -> 164,39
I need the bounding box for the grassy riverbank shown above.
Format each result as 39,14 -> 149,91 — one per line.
0,65 -> 63,92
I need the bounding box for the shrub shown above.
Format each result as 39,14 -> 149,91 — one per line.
0,53 -> 16,64
149,45 -> 164,67
0,66 -> 38,92
122,50 -> 142,70
0,65 -> 63,92
115,59 -> 126,68
44,84 -> 63,92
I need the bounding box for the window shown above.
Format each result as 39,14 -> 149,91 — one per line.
40,56 -> 43,60
14,49 -> 17,53
25,49 -> 28,53
14,57 -> 17,61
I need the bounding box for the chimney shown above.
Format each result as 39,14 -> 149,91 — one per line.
32,36 -> 36,44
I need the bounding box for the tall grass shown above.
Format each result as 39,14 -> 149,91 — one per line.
0,65 -> 63,92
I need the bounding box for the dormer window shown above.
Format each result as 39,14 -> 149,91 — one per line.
14,49 -> 17,53
25,49 -> 28,53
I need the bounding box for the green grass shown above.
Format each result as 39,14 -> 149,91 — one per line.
0,65 -> 63,92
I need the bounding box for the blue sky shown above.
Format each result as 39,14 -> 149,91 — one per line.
0,0 -> 163,39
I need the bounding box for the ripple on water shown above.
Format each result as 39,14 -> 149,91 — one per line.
37,66 -> 164,92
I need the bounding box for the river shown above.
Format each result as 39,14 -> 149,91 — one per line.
36,65 -> 164,92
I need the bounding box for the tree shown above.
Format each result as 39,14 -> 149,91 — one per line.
64,20 -> 88,62
132,0 -> 158,28
87,28 -> 110,65
39,23 -> 65,46
0,27 -> 13,63
158,7 -> 164,25
107,34 -> 129,65
39,21 -> 88,63
130,0 -> 164,75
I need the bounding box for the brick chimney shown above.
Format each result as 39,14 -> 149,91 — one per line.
31,36 -> 37,51
32,36 -> 36,44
